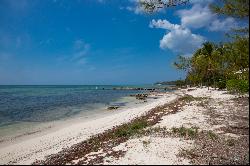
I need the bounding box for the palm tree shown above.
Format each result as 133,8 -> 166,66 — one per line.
200,42 -> 216,89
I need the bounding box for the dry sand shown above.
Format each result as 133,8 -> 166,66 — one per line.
98,87 -> 241,165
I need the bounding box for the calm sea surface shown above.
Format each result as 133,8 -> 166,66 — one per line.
0,85 -> 169,140
0,85 -> 167,126
0,85 -> 130,125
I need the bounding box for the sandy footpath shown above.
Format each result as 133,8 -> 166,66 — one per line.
0,92 -> 178,165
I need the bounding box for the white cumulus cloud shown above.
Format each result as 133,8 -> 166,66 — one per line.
150,19 -> 205,54
134,0 -> 238,55
177,3 -> 238,31
177,4 -> 215,29
209,17 -> 238,31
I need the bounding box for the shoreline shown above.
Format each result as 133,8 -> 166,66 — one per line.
0,87 -> 248,165
0,91 -> 178,164
0,95 -> 152,147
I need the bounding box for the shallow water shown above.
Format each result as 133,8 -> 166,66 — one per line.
0,85 -> 169,141
0,86 -> 133,125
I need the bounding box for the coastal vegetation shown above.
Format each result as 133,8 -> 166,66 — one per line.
172,0 -> 249,93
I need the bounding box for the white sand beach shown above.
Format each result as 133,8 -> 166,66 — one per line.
0,92 -> 178,164
101,88 -> 248,165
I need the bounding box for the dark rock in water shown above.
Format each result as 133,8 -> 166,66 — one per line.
112,87 -> 151,90
137,97 -> 145,100
135,94 -> 148,100
107,106 -> 119,110
146,88 -> 155,91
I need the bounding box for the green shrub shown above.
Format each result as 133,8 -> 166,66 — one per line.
181,95 -> 195,102
216,78 -> 226,89
226,79 -> 249,93
226,79 -> 237,92
171,126 -> 198,138
114,120 -> 148,138
238,80 -> 249,93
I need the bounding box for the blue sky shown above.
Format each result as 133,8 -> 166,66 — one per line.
0,0 -> 239,85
